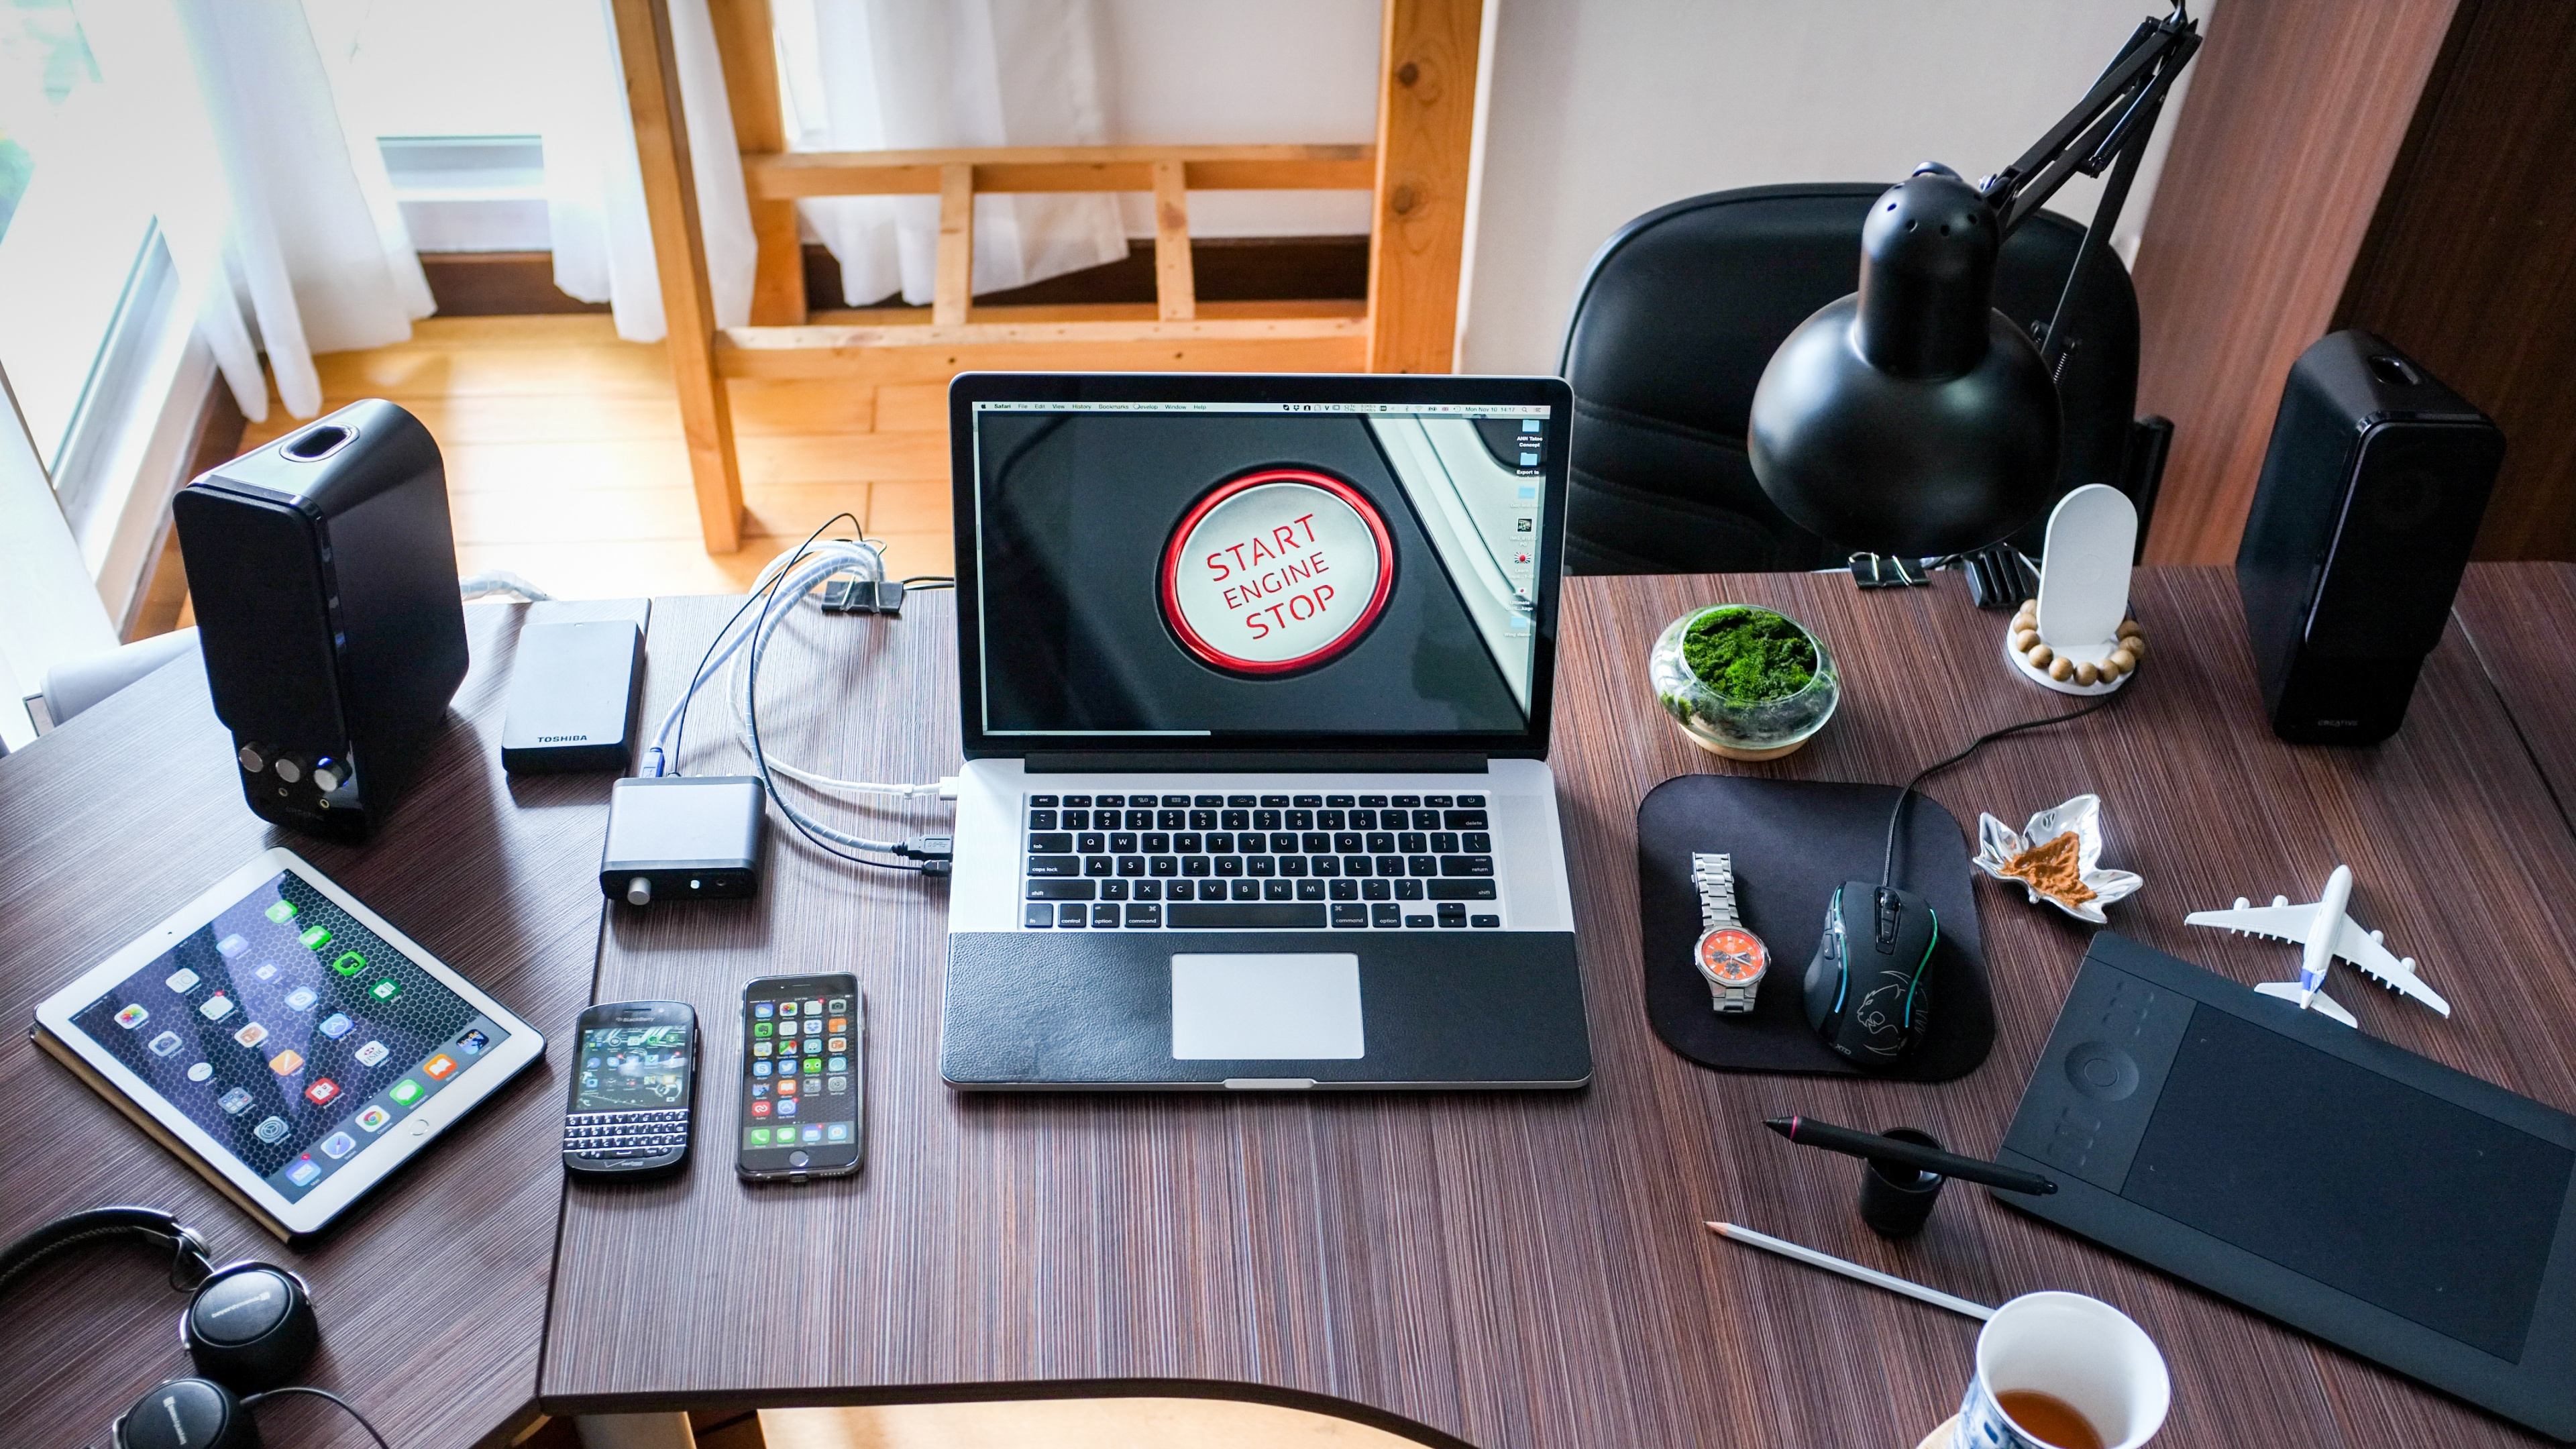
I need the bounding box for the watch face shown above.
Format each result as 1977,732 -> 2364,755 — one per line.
1697,927 -> 1769,985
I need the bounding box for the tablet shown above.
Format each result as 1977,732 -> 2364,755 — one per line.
33,847 -> 544,1240
1999,932 -> 2576,1440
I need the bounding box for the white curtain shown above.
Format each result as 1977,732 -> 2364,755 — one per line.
80,0 -> 431,423
547,0 -> 757,342
775,0 -> 1128,307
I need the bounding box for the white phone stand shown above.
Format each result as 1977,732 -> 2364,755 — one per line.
2006,484 -> 2139,696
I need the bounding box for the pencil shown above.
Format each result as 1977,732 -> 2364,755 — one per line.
1707,1220 -> 1995,1322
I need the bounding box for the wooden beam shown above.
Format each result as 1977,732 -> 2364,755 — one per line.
744,146 -> 1375,200
934,163 -> 973,327
610,0 -> 743,553
715,316 -> 1369,382
706,0 -> 804,324
1151,160 -> 1195,322
1366,0 -> 1482,374
803,299 -> 1367,327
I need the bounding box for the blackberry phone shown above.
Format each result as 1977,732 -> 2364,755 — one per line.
738,973 -> 863,1181
563,999 -> 697,1177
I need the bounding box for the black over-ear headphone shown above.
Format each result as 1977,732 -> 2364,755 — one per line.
0,1205 -> 325,1449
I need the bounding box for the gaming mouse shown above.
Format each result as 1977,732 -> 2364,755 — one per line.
1803,879 -> 1937,1069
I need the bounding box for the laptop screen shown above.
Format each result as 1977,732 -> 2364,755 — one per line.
957,377 -> 1567,752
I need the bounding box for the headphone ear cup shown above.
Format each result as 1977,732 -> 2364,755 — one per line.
181,1264 -> 318,1392
115,1377 -> 260,1449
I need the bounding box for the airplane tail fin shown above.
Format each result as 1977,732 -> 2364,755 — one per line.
2255,980 -> 2359,1028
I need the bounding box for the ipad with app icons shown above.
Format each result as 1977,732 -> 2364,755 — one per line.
32,846 -> 543,1240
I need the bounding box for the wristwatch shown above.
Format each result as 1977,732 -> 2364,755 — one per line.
1690,852 -> 1770,1013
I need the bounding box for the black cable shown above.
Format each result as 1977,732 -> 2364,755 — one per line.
898,575 -> 955,590
668,514 -> 861,775
241,1387 -> 391,1449
1880,690 -> 2122,888
744,525 -> 928,874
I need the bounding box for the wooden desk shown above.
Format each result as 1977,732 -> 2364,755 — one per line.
543,568 -> 2576,1447
0,604 -> 619,1449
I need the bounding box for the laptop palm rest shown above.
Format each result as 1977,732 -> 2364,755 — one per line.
942,931 -> 1589,1089
1171,953 -> 1365,1060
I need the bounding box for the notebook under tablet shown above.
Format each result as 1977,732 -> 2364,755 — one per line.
33,847 -> 543,1240
940,371 -> 1591,1089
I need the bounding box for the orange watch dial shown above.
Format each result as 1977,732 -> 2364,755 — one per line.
1697,926 -> 1769,984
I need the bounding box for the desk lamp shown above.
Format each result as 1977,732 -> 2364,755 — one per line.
1750,4 -> 2201,559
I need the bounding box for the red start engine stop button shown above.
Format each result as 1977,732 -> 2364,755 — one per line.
1160,468 -> 1395,676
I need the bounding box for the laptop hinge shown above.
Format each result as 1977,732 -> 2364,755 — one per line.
1022,751 -> 1490,775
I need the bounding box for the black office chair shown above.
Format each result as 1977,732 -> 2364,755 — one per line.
1556,183 -> 2170,575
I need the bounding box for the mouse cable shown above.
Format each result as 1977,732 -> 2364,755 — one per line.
1880,690 -> 2123,888
239,1387 -> 392,1449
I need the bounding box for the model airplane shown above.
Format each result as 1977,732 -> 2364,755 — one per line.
2184,864 -> 2449,1026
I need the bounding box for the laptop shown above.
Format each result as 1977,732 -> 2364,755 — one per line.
941,372 -> 1591,1090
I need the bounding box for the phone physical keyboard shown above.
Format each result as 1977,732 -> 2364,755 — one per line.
1019,791 -> 1501,931
563,1107 -> 688,1159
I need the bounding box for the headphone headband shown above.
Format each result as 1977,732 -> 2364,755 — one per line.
0,1206 -> 213,1297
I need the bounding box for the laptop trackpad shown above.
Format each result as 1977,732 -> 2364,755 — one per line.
1171,953 -> 1365,1060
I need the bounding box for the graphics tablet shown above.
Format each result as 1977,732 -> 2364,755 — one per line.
32,847 -> 543,1240
1998,932 -> 2576,1440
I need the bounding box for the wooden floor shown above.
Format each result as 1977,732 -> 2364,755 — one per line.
236,315 -> 957,599
233,316 -> 1410,1449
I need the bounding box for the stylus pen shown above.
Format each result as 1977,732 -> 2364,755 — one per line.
1707,1221 -> 1994,1322
1765,1115 -> 2058,1195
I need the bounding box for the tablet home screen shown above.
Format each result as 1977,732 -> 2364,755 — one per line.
70,870 -> 516,1202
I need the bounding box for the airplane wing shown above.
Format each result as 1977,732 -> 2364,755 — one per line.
2183,902 -> 2320,944
2328,915 -> 2451,1016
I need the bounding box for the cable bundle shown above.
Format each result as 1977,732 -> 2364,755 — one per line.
641,519 -> 955,873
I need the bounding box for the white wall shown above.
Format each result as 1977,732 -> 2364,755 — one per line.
1460,0 -> 2204,374
1093,0 -> 1381,239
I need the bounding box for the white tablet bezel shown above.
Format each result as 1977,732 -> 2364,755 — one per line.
32,846 -> 545,1238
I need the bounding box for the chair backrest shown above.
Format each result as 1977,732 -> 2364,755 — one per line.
1556,184 -> 2141,574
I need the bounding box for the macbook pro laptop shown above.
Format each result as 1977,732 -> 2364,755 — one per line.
941,372 -> 1591,1090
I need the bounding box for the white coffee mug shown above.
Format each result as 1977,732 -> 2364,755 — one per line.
1955,1291 -> 2170,1449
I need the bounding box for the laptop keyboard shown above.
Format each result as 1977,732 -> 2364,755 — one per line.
1019,792 -> 1501,930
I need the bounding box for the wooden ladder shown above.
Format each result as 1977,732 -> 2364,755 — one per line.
610,0 -> 1484,553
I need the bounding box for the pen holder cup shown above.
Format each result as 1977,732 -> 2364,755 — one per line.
1859,1128 -> 1947,1238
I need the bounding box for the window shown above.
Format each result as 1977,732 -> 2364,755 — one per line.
0,1 -> 156,469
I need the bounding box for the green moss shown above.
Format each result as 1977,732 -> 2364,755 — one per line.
1682,607 -> 1816,704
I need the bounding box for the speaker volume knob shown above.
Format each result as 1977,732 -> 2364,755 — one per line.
274,757 -> 303,784
626,876 -> 652,906
237,743 -> 266,773
313,765 -> 343,792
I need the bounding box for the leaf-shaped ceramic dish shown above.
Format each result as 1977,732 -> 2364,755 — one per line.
1972,793 -> 2142,924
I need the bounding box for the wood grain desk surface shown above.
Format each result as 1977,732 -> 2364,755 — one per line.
543,565 -> 2576,1448
0,603 -> 623,1449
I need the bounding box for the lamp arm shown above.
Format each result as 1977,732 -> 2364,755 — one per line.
1981,10 -> 2198,236
1976,3 -> 2200,370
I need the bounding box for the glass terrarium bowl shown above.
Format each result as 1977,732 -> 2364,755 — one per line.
1648,604 -> 1840,761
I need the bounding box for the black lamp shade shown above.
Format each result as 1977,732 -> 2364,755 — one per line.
1749,171 -> 2061,555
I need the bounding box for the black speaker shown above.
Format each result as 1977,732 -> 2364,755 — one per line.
2235,331 -> 2504,746
174,398 -> 468,840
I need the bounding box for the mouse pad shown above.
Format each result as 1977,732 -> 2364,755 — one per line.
1636,774 -> 1993,1081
